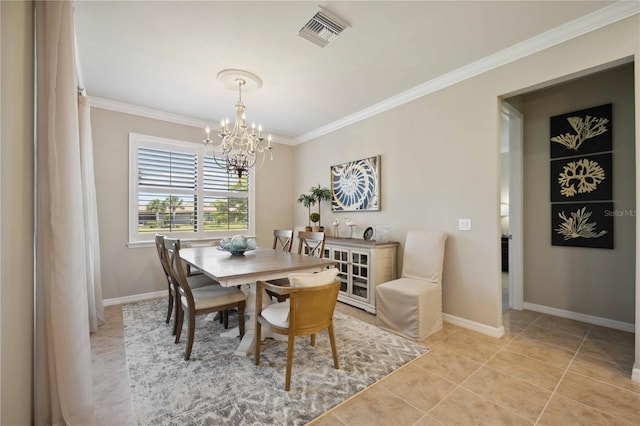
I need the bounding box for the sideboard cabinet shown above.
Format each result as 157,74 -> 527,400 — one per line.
323,237 -> 398,313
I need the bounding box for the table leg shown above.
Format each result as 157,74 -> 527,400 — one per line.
219,283 -> 285,356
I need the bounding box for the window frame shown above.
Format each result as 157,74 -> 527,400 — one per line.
128,133 -> 255,247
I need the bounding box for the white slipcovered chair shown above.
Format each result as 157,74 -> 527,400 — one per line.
376,230 -> 447,341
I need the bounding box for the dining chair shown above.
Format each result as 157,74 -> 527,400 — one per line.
267,231 -> 327,302
254,268 -> 341,391
272,229 -> 293,252
375,230 -> 447,341
155,234 -> 220,333
165,238 -> 247,360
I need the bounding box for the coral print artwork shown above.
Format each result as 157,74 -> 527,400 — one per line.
550,153 -> 612,202
550,103 -> 612,158
551,203 -> 613,249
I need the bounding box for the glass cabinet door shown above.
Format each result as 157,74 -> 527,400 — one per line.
332,248 -> 349,293
350,250 -> 369,301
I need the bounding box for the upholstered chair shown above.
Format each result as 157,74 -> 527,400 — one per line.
255,268 -> 340,391
375,230 -> 447,341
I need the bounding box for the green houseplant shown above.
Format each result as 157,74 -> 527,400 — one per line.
310,184 -> 331,231
297,193 -> 316,231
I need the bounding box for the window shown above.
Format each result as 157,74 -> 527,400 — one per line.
128,133 -> 254,245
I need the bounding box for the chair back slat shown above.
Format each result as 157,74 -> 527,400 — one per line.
273,229 -> 293,252
297,231 -> 325,258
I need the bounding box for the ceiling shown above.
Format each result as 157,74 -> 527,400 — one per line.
74,1 -> 616,143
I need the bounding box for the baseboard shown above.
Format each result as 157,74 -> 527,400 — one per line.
104,290 -> 165,307
523,302 -> 635,333
443,313 -> 505,338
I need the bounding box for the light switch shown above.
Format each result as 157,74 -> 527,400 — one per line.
458,218 -> 471,231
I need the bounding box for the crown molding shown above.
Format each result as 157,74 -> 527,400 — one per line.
90,96 -> 211,128
295,1 -> 639,144
89,96 -> 297,146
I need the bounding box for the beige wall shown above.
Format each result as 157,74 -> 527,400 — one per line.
515,64 -> 635,323
91,108 -> 294,300
1,1 -> 34,424
294,16 -> 639,329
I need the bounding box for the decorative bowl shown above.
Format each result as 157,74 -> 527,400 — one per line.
218,236 -> 257,256
217,246 -> 255,256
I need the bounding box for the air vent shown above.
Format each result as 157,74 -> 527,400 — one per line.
299,6 -> 349,48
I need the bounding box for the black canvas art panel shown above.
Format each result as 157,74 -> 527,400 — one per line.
550,153 -> 612,202
550,103 -> 612,158
551,202 -> 613,249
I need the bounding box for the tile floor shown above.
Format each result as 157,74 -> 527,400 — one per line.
92,302 -> 639,426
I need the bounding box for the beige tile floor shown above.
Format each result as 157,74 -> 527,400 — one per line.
92,302 -> 638,426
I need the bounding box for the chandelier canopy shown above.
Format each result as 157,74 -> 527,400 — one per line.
204,69 -> 273,179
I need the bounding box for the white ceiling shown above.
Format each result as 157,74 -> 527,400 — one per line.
74,1 -> 617,143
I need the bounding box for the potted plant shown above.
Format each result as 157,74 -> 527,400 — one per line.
310,184 -> 331,231
297,193 -> 316,231
309,212 -> 321,231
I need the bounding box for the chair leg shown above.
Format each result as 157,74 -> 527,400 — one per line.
328,323 -> 339,370
185,312 -> 196,360
166,290 -> 173,324
254,321 -> 262,365
223,310 -> 229,329
310,334 -> 316,346
174,303 -> 184,344
285,335 -> 295,391
172,294 -> 180,336
238,304 -> 245,338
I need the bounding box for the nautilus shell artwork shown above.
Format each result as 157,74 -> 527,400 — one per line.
331,156 -> 380,212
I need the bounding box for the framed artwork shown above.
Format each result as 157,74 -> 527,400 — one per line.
551,202 -> 613,249
550,153 -> 612,203
331,155 -> 380,212
550,103 -> 612,158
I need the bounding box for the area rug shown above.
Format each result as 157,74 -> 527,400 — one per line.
123,298 -> 428,425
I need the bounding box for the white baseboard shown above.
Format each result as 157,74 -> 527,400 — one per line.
523,302 -> 635,333
104,290 -> 165,307
443,313 -> 505,338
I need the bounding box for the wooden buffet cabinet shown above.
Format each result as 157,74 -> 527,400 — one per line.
323,237 -> 398,313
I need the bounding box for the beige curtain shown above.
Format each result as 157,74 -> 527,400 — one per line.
34,1 -> 97,424
79,94 -> 105,333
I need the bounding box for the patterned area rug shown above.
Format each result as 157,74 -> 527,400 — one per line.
123,298 -> 428,425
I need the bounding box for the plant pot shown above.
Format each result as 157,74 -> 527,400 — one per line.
312,226 -> 321,232
305,226 -> 313,232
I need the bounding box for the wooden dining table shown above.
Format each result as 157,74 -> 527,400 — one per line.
179,245 -> 336,356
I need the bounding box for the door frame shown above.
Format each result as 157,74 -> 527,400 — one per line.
501,102 -> 524,310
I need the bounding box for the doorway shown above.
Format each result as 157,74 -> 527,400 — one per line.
500,102 -> 523,312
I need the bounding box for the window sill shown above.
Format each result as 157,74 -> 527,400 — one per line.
126,236 -> 256,249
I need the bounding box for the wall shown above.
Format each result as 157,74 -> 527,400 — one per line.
516,64 -> 635,323
293,16 -> 639,330
0,1 -> 34,424
91,107 -> 294,300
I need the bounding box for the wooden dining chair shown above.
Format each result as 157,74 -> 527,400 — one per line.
165,238 -> 247,360
255,268 -> 341,391
156,235 -> 227,333
155,234 -> 220,333
266,231 -> 327,302
272,229 -> 293,252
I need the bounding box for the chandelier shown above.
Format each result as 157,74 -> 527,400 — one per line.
203,69 -> 273,179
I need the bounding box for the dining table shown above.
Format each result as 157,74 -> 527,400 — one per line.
179,245 -> 336,356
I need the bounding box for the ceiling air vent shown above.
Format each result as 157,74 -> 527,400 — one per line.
299,6 -> 349,48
